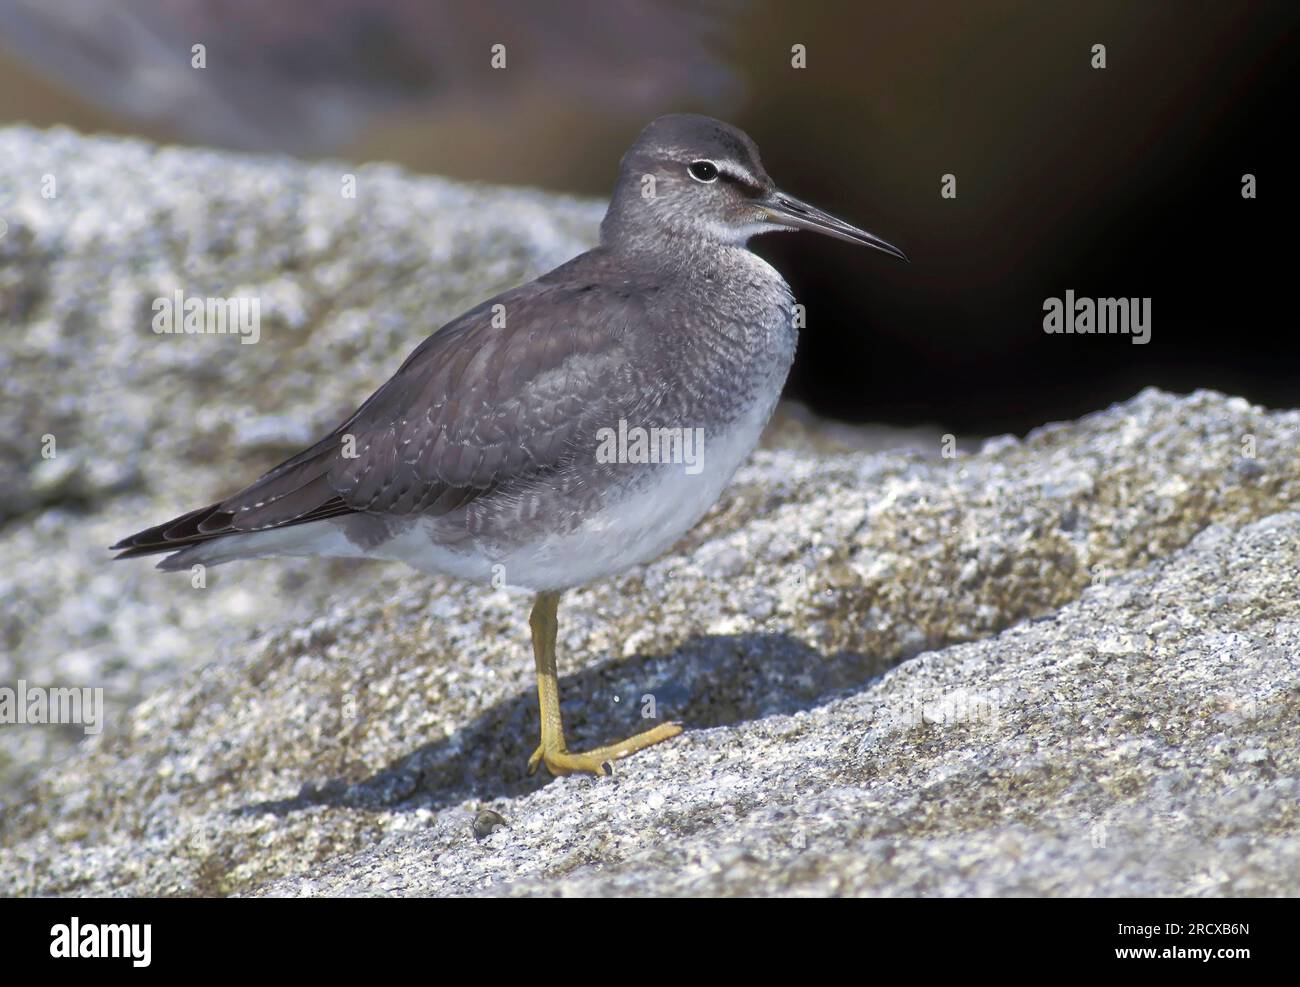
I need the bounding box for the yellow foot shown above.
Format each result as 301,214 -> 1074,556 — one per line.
527,722 -> 684,777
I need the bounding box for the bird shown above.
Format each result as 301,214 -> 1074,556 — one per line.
112,114 -> 907,778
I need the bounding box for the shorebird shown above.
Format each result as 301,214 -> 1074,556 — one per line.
113,114 -> 906,777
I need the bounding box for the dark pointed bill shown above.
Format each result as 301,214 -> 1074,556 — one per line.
762,191 -> 909,261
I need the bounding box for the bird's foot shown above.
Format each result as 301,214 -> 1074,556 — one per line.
526,721 -> 683,777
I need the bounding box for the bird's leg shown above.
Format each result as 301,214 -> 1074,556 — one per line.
525,590 -> 682,777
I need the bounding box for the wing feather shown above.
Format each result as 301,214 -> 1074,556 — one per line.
112,277 -> 644,560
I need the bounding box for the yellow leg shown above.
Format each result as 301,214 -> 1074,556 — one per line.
525,590 -> 682,777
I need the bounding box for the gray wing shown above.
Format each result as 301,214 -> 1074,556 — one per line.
113,278 -> 649,558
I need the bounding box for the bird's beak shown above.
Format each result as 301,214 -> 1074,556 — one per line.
761,190 -> 908,261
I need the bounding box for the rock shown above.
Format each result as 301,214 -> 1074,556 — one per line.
1,127 -> 1298,896
0,125 -> 604,791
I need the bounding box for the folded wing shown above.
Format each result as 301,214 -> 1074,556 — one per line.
112,278 -> 644,560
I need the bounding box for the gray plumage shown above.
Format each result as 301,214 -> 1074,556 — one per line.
114,114 -> 904,590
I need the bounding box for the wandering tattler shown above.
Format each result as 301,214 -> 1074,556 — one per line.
113,114 -> 907,777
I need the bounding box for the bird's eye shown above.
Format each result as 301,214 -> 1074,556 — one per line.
688,160 -> 719,183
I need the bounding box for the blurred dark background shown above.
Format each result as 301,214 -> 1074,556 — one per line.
0,0 -> 1294,434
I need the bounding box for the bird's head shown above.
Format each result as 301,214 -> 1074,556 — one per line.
603,113 -> 907,260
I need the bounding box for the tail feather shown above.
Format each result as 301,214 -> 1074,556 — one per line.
112,458 -> 357,565
112,504 -> 225,559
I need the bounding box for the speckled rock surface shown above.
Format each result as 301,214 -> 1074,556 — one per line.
0,126 -> 921,795
252,511 -> 1300,897
1,128 -> 1298,896
0,125 -> 603,791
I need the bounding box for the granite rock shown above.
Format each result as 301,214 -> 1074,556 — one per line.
0,128 -> 1297,896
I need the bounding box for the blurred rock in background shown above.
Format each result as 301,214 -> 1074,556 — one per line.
1,1 -> 1293,432
0,0 -> 739,158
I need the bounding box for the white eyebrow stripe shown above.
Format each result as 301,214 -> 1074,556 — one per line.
717,163 -> 763,189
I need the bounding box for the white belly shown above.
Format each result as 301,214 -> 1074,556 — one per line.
499,407 -> 772,590
375,393 -> 776,591
184,396 -> 777,590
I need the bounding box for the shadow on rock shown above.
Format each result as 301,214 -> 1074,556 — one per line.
237,630 -> 893,818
